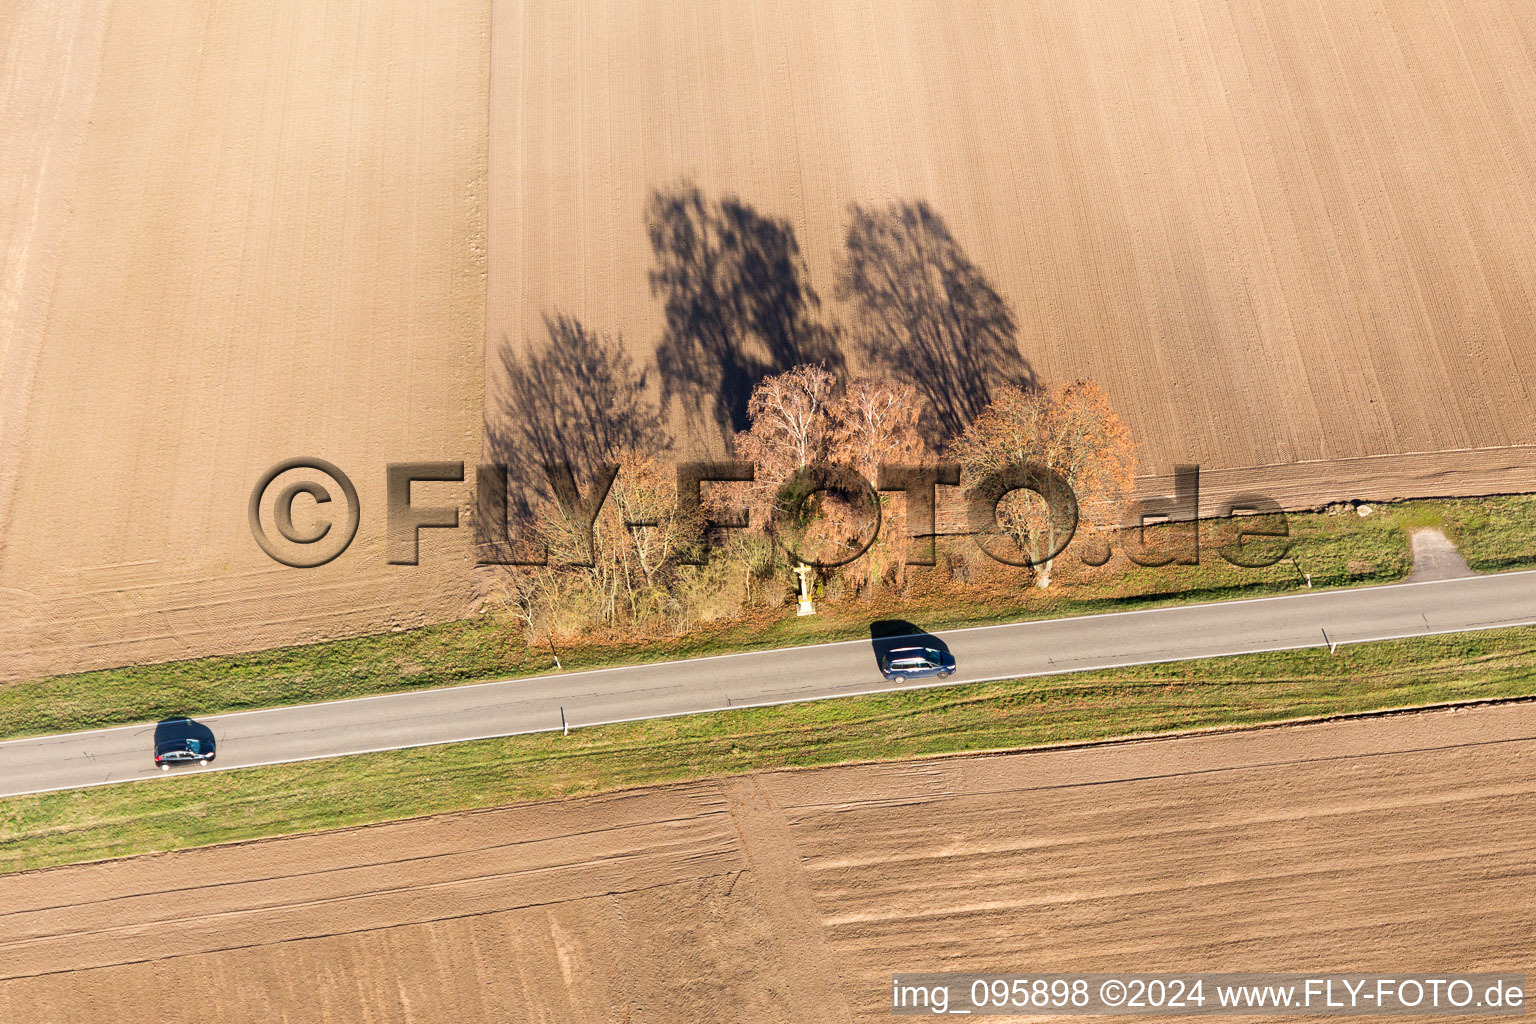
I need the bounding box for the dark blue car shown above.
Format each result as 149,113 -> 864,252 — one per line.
878,646 -> 956,680
155,737 -> 214,770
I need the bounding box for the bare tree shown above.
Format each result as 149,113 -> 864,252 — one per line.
734,367 -> 929,589
733,363 -> 838,488
482,314 -> 677,636
488,450 -> 704,638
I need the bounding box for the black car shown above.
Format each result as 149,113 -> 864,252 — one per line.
878,646 -> 957,680
155,737 -> 215,770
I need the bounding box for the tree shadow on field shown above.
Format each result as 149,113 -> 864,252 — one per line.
486,313 -> 670,528
647,182 -> 844,444
837,201 -> 1033,441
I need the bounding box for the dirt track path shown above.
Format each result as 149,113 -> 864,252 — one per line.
0,702 -> 1530,1021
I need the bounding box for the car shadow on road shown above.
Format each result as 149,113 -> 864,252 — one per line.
868,619 -> 951,671
153,717 -> 216,751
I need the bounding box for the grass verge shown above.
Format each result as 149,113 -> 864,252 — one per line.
2,625 -> 1534,874
1438,494 -> 1536,572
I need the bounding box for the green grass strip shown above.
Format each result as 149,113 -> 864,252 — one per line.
2,625 -> 1533,875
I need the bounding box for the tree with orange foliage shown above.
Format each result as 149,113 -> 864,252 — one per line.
950,380 -> 1136,587
827,378 -> 928,589
828,377 -> 926,478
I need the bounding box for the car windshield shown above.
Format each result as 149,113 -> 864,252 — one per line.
157,739 -> 203,755
887,647 -> 941,667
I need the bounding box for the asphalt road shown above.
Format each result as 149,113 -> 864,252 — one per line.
4,567 -> 1536,798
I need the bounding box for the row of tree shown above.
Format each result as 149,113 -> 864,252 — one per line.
734,365 -> 1136,589
483,186 -> 1136,640
486,361 -> 1135,639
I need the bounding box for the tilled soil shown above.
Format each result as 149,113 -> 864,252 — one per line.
489,0 -> 1536,495
10,0 -> 1536,681
0,702 -> 1529,1021
0,0 -> 487,682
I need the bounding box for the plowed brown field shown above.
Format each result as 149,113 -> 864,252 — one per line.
0,0 -> 486,681
489,0 -> 1536,506
1,703 -> 1530,1021
10,0 -> 1536,679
